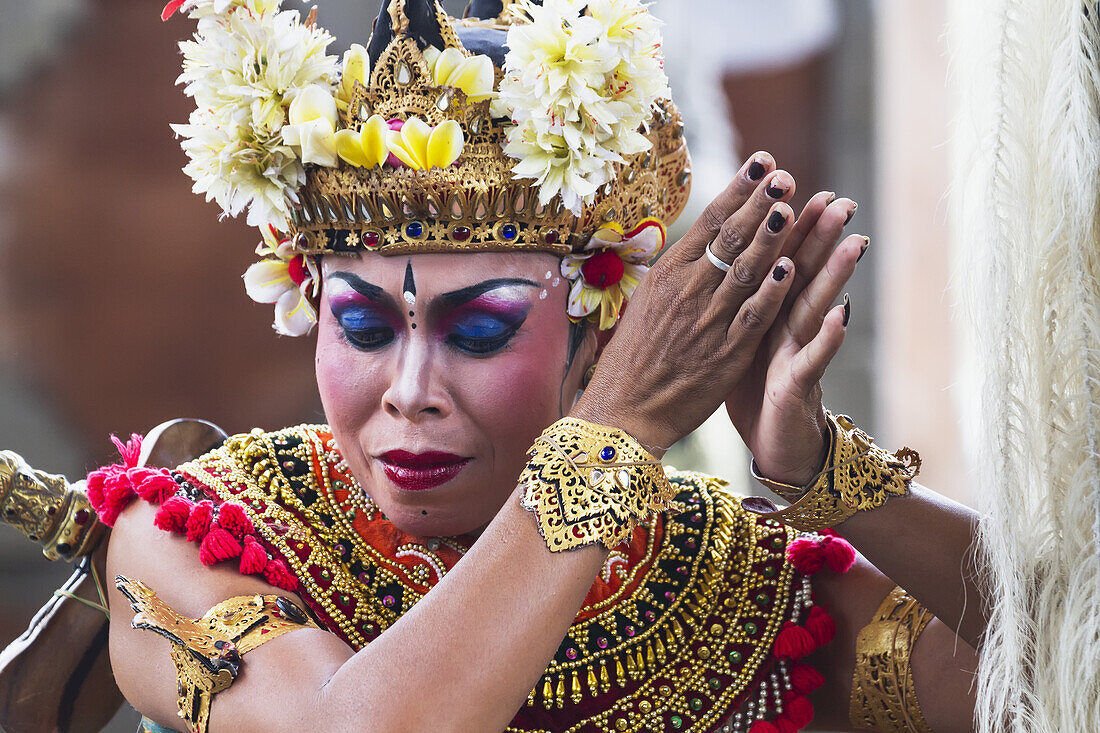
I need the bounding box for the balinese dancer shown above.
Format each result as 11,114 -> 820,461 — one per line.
0,1 -> 981,731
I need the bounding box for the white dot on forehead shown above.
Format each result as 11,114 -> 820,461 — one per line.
545,271 -> 553,279
552,277 -> 561,288
403,291 -> 416,306
540,289 -> 548,300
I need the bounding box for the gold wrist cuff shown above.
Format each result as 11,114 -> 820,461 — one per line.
115,575 -> 318,733
751,412 -> 920,532
519,417 -> 675,552
850,586 -> 935,733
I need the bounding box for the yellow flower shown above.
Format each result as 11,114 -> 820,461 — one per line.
423,47 -> 495,103
280,84 -> 338,167
337,43 -> 370,108
386,117 -> 464,170
335,114 -> 390,168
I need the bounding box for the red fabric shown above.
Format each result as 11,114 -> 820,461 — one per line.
749,721 -> 779,733
774,621 -> 816,659
822,534 -> 856,573
199,528 -> 243,565
789,662 -> 825,696
263,558 -> 298,591
132,469 -> 178,504
216,502 -> 254,538
154,496 -> 193,533
786,536 -> 825,575
784,697 -> 814,728
185,500 -> 214,542
804,606 -> 836,646
239,536 -> 269,575
774,719 -> 798,733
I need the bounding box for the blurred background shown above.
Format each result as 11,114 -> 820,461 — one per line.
0,0 -> 962,729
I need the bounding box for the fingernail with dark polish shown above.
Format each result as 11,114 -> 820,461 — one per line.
772,263 -> 789,281
767,210 -> 787,233
844,202 -> 858,225
842,293 -> 852,327
747,160 -> 766,181
765,179 -> 786,199
857,236 -> 870,262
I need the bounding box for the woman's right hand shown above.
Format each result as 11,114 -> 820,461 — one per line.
572,153 -> 798,454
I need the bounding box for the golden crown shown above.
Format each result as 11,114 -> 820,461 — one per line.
288,1 -> 691,257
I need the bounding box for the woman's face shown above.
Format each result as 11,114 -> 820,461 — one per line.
316,250 -> 594,537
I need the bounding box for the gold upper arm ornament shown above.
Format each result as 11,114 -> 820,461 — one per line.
115,575 -> 318,733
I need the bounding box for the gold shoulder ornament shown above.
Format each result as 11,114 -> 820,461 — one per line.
115,575 -> 318,733
849,586 -> 935,733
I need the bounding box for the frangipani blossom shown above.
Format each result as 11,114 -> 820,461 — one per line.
422,47 -> 496,103
386,117 -> 464,170
561,218 -> 665,330
335,114 -> 390,168
337,44 -> 370,108
281,85 -> 339,167
243,225 -> 320,336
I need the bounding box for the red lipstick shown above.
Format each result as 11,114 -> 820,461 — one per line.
378,450 -> 470,491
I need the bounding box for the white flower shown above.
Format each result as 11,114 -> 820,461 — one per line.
172,0 -> 338,228
280,84 -> 339,167
561,218 -> 665,330
497,0 -> 669,214
243,225 -> 320,336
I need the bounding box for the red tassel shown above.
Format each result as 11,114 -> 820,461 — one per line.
239,536 -> 268,575
263,558 -> 298,591
821,535 -> 856,573
185,500 -> 214,542
789,662 -> 825,696
98,477 -> 137,527
774,621 -> 816,659
110,433 -> 143,468
786,536 -> 825,575
84,469 -> 109,512
199,528 -> 242,565
785,696 -> 814,728
154,496 -> 193,534
805,606 -> 836,646
133,470 -> 178,504
217,502 -> 254,538
748,722 -> 779,733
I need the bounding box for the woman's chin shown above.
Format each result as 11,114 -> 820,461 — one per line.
379,502 -> 489,539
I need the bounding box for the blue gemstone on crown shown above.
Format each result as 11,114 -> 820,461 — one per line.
405,221 -> 424,238
599,446 -> 616,462
501,224 -> 518,240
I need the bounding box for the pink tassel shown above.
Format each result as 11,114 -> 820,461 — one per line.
185,500 -> 214,542
199,528 -> 242,565
154,496 -> 193,533
774,621 -> 816,659
805,606 -> 836,646
98,477 -> 137,527
821,534 -> 856,573
239,536 -> 268,575
749,722 -> 779,733
84,469 -> 109,512
786,536 -> 825,575
263,558 -> 298,591
133,470 -> 178,504
110,433 -> 143,468
789,662 -> 825,696
217,502 -> 254,538
785,696 -> 814,728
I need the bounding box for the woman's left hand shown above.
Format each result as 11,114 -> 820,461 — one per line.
723,174 -> 866,486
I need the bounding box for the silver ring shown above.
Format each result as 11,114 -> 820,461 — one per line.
705,242 -> 732,272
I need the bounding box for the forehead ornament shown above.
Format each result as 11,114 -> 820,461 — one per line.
164,0 -> 691,335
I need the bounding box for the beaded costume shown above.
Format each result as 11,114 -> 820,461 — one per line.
85,426 -> 849,733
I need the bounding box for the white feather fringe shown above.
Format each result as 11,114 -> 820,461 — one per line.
950,0 -> 1100,728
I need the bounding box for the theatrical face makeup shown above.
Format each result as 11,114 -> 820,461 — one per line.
315,251 -> 593,537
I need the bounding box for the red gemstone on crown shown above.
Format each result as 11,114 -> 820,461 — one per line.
581,251 -> 625,289
544,229 -> 559,245
362,231 -> 380,248
452,226 -> 472,241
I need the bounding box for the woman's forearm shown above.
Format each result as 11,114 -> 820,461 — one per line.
830,483 -> 986,647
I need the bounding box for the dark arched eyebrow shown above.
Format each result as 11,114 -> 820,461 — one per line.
328,272 -> 399,310
439,278 -> 540,307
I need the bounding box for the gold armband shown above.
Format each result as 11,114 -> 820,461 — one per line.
115,575 -> 319,733
750,411 -> 920,532
849,586 -> 934,733
0,449 -> 105,561
519,418 -> 675,552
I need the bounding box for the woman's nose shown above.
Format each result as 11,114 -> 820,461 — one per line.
380,339 -> 452,421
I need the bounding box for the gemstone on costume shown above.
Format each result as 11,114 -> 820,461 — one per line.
670,715 -> 683,729
452,225 -> 472,241
382,594 -> 396,607
596,637 -> 609,649
74,509 -> 89,525
599,445 -> 616,461
501,223 -> 518,241
362,231 -> 381,248
544,229 -> 559,245
405,221 -> 424,238
566,647 -> 578,660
